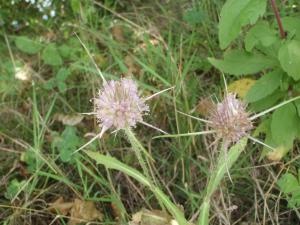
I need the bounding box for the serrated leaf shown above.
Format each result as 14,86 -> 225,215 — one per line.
208,50 -> 275,75
271,103 -> 298,147
245,70 -> 283,103
278,173 -> 299,194
245,21 -> 278,51
218,0 -> 267,49
15,36 -> 42,54
278,40 -> 300,80
42,44 -> 63,66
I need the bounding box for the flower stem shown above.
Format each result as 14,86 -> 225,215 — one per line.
124,129 -> 165,210
270,0 -> 286,39
198,138 -> 247,225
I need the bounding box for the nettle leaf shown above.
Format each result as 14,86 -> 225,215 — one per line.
278,40 -> 300,81
208,49 -> 275,75
15,36 -> 42,54
245,21 -> 278,51
42,44 -> 63,66
271,103 -> 298,147
245,70 -> 283,103
278,173 -> 299,194
218,0 -> 267,49
281,17 -> 300,40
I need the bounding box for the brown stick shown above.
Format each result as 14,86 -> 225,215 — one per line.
270,0 -> 286,39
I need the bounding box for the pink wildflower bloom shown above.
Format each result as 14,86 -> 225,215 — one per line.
208,93 -> 253,145
94,78 -> 149,131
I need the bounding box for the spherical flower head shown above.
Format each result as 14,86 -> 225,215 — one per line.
208,93 -> 252,144
94,78 -> 149,130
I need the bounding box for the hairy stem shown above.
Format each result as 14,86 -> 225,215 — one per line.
270,0 -> 286,39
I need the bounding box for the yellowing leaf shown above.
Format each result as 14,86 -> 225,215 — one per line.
267,145 -> 290,161
228,78 -> 256,98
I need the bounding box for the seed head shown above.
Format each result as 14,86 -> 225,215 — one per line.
208,93 -> 252,144
94,78 -> 149,130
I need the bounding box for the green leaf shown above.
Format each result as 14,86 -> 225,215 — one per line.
58,44 -> 72,58
271,103 -> 298,147
278,40 -> 300,80
71,0 -> 81,13
42,44 -> 63,66
245,70 -> 283,103
249,91 -> 283,112
278,173 -> 299,194
56,68 -> 70,81
15,36 -> 42,54
57,82 -> 67,92
281,17 -> 300,40
183,9 -> 205,25
245,21 -> 278,51
43,78 -> 56,90
218,0 -> 267,49
208,50 -> 275,75
5,179 -> 26,200
56,126 -> 82,162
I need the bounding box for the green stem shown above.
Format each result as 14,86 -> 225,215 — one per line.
198,138 -> 248,225
124,129 -> 166,212
124,128 -> 152,181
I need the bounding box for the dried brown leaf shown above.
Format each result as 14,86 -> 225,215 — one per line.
48,197 -> 73,216
69,198 -> 103,225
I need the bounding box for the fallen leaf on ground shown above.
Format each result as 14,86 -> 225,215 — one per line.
48,197 -> 74,216
69,198 -> 103,225
48,197 -> 103,225
130,209 -> 172,225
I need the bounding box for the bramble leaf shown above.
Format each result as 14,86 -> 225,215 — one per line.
245,70 -> 283,103
245,21 -> 278,51
271,103 -> 298,147
278,40 -> 300,80
208,50 -> 275,75
218,0 -> 267,49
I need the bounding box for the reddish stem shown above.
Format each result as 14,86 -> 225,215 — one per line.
270,0 -> 286,39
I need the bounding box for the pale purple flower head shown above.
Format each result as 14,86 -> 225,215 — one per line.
208,93 -> 252,144
94,78 -> 149,130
